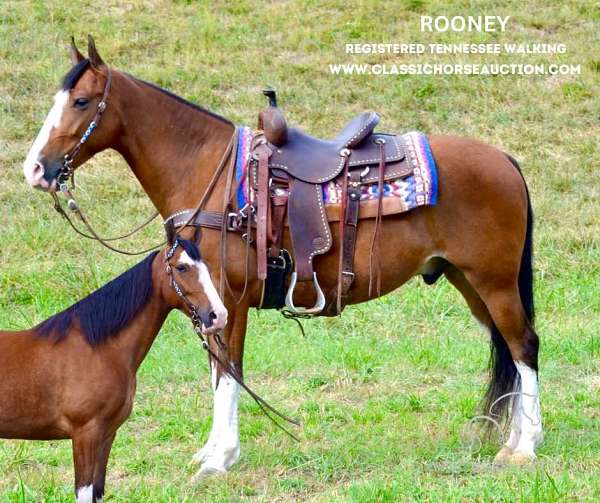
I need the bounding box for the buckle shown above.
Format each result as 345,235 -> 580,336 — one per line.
267,254 -> 287,270
227,212 -> 239,231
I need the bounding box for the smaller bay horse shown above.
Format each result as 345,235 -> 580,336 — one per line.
0,227 -> 226,503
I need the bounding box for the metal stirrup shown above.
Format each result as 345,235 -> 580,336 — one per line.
284,271 -> 326,315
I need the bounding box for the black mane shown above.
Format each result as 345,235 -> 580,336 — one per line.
36,251 -> 159,345
61,59 -> 91,90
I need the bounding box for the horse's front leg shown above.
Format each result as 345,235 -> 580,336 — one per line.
191,302 -> 249,481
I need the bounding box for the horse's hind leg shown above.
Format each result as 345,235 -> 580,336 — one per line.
444,265 -> 492,331
465,272 -> 542,464
72,428 -> 104,503
444,266 -> 538,462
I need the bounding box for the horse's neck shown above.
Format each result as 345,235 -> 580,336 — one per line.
117,292 -> 171,371
112,73 -> 236,216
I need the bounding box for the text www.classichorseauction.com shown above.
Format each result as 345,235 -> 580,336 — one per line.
331,15 -> 582,76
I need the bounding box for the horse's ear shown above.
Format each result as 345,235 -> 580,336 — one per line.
87,34 -> 105,69
69,36 -> 84,65
165,221 -> 176,246
193,225 -> 202,244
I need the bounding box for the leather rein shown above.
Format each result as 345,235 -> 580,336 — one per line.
165,235 -> 300,441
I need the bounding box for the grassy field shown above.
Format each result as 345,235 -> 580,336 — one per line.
0,0 -> 598,501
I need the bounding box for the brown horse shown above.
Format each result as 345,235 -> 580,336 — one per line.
0,227 -> 226,502
23,38 -> 542,479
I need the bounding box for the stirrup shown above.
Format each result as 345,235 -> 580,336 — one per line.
284,272 -> 326,315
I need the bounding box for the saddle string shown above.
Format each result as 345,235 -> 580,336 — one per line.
368,140 -> 386,298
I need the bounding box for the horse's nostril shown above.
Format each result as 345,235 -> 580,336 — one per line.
209,311 -> 218,321
33,162 -> 44,176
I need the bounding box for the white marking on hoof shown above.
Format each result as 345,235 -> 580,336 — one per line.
191,363 -> 241,470
191,441 -> 217,465
512,361 -> 543,457
76,485 -> 94,503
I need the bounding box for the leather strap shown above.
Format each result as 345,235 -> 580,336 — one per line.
336,159 -> 360,314
255,142 -> 272,280
368,140 -> 387,297
164,209 -> 225,230
269,191 -> 288,259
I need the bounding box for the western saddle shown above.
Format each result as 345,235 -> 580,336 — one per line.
250,90 -> 411,316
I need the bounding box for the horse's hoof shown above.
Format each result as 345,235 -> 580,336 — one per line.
510,451 -> 536,466
190,465 -> 227,483
190,445 -> 214,465
493,446 -> 513,466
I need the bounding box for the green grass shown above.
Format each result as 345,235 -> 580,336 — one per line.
0,0 -> 599,501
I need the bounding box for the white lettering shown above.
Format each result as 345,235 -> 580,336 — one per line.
421,15 -> 510,32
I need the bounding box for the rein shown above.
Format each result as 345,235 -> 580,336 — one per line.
165,238 -> 300,440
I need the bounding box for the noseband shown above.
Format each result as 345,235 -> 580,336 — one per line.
58,66 -> 113,190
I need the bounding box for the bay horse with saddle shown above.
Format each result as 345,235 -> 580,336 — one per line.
0,227 -> 226,502
23,36 -> 542,480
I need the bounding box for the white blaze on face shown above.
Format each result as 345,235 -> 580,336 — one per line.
23,90 -> 69,186
178,251 -> 228,329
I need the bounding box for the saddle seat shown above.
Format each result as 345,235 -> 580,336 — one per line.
265,112 -> 405,184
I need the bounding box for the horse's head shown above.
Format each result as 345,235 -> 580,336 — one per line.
24,36 -> 119,191
162,223 -> 228,334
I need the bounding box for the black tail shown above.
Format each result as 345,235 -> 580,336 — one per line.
483,154 -> 535,422
509,154 -> 535,326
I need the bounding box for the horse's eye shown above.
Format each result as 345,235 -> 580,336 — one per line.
175,264 -> 188,273
74,97 -> 89,109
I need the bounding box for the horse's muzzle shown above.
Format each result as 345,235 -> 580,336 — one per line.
23,160 -> 59,192
199,309 -> 227,334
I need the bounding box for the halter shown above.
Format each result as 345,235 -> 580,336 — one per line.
58,66 -> 113,190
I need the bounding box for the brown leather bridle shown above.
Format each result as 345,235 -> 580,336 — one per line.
58,66 -> 113,190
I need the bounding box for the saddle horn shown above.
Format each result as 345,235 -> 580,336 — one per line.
258,88 -> 288,147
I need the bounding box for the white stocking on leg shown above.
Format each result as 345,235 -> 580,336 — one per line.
510,361 -> 543,463
192,362 -> 240,480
